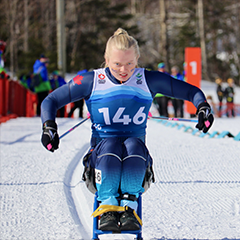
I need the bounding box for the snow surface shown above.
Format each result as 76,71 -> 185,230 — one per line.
1,81 -> 240,240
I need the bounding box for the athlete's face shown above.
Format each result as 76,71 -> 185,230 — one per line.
106,47 -> 138,82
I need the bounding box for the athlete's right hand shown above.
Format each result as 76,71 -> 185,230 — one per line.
41,120 -> 59,152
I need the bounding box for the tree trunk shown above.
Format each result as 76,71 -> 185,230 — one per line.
7,0 -> 18,78
23,0 -> 29,52
69,1 -> 81,70
198,0 -> 210,81
131,0 -> 136,14
56,0 -> 66,76
159,0 -> 169,71
235,0 -> 240,85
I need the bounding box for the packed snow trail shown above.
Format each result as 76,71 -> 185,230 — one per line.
1,117 -> 240,240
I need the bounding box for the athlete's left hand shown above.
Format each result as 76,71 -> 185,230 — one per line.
195,102 -> 214,133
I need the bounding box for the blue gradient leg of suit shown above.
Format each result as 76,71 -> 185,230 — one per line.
120,137 -> 149,211
90,138 -> 122,206
90,137 -> 152,210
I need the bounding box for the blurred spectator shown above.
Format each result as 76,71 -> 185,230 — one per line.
157,62 -> 168,74
0,41 -> 9,80
19,72 -> 35,92
68,99 -> 84,118
183,62 -> 187,81
154,62 -> 170,117
170,66 -> 185,118
50,70 -> 67,117
215,78 -> 224,117
206,95 -> 218,116
33,54 -> 51,116
225,78 -> 235,117
50,70 -> 66,90
68,69 -> 87,118
0,66 -> 9,80
0,40 -> 6,68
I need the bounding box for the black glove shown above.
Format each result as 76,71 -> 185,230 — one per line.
41,120 -> 59,152
195,102 -> 214,133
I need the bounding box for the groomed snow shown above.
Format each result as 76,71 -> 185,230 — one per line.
1,81 -> 240,240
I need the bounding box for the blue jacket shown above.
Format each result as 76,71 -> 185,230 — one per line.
33,59 -> 48,81
33,60 -> 51,93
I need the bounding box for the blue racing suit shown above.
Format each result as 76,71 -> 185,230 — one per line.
41,67 -> 206,210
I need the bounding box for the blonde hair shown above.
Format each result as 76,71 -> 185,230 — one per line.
104,28 -> 140,67
227,78 -> 234,84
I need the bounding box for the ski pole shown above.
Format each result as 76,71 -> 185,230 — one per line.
148,113 -> 198,123
59,117 -> 90,139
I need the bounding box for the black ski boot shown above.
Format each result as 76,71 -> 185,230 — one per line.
120,209 -> 140,231
99,211 -> 120,232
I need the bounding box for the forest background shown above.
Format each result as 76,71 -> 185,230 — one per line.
0,0 -> 240,85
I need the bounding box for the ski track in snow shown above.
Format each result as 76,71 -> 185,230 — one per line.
63,142 -> 90,239
1,103 -> 240,239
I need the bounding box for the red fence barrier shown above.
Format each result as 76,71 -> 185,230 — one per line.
26,90 -> 37,117
0,75 -> 9,116
0,77 -> 37,123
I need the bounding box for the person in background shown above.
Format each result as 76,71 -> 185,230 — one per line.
67,69 -> 88,118
0,40 -> 6,68
40,28 -> 214,231
170,65 -> 185,118
19,72 -> 35,92
50,70 -> 66,90
225,78 -> 235,117
215,78 -> 224,117
154,62 -> 169,117
0,67 -> 9,79
183,62 -> 187,81
206,95 -> 218,116
67,99 -> 84,118
0,41 -> 9,80
50,71 -> 67,117
33,54 -> 51,116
